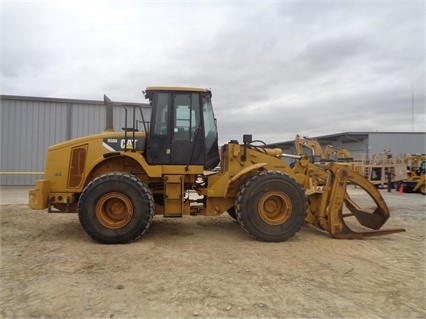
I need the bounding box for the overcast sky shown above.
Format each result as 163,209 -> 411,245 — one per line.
1,1 -> 425,144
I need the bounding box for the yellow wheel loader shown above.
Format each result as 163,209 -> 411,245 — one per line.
29,87 -> 405,244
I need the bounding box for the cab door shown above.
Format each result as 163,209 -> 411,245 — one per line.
170,93 -> 204,165
146,92 -> 171,164
147,91 -> 204,165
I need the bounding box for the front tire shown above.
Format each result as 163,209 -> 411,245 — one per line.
235,171 -> 307,242
78,172 -> 155,244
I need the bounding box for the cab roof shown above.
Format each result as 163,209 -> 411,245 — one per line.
145,86 -> 210,93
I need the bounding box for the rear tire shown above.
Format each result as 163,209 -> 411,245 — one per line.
235,171 -> 307,242
78,172 -> 155,244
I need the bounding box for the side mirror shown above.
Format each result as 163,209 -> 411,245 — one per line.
243,134 -> 252,145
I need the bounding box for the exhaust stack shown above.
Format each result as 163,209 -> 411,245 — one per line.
103,94 -> 114,132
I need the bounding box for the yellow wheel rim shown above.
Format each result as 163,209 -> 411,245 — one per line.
258,191 -> 292,225
95,192 -> 134,229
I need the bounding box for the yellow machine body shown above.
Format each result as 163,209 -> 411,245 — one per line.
401,154 -> 426,194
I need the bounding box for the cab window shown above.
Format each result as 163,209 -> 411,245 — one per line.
173,93 -> 200,141
153,93 -> 169,135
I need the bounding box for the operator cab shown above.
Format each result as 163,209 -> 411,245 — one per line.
144,87 -> 220,169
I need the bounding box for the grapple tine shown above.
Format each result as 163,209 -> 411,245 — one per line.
344,195 -> 388,229
308,163 -> 406,239
331,227 -> 406,239
334,193 -> 405,238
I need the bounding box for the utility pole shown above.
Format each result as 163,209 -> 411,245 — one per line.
412,84 -> 414,132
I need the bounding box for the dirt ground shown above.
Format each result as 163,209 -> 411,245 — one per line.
0,186 -> 425,319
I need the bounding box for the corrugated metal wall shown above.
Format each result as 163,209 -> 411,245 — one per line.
0,95 -> 151,185
369,133 -> 426,157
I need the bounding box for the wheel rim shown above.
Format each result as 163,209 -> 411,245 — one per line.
258,191 -> 292,225
95,192 -> 134,229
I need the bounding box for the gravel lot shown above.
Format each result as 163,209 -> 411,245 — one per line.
1,186 -> 425,319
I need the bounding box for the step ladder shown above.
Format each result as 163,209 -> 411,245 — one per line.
363,166 -> 371,180
164,175 -> 184,217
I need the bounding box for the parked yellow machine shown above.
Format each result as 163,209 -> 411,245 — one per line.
294,134 -> 324,159
294,134 -> 352,162
323,145 -> 353,162
401,154 -> 426,195
29,87 -> 405,244
294,135 -> 406,187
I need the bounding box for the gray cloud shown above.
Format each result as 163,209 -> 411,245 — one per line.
1,1 -> 424,145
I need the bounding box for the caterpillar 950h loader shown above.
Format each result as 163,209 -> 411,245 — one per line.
29,87 -> 405,244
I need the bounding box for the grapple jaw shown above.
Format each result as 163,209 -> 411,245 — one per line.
306,163 -> 406,239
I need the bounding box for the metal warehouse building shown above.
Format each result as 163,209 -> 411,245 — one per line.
1,94 -> 425,185
1,95 -> 151,186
